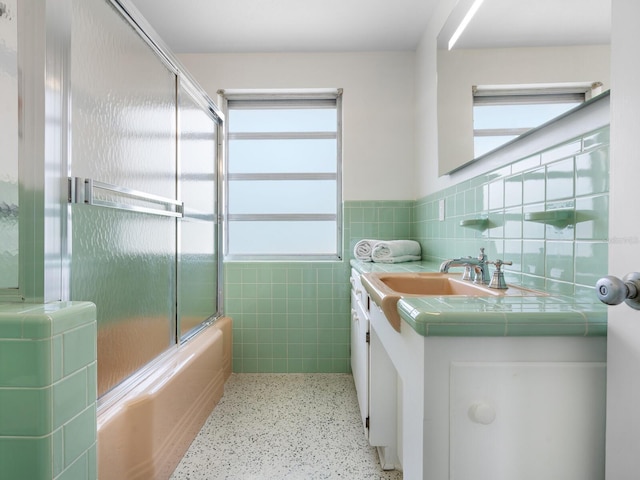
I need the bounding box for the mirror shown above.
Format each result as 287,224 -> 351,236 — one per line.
0,0 -> 19,289
437,0 -> 611,175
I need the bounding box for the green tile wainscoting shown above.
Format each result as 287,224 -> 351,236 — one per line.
0,302 -> 97,480
226,126 -> 609,372
225,262 -> 351,373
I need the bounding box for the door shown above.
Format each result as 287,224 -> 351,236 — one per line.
605,1 -> 640,477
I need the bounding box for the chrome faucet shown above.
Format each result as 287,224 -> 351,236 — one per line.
439,247 -> 490,284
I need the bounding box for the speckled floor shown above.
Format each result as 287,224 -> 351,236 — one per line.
170,373 -> 403,480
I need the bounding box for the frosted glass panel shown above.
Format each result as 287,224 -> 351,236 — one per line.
228,221 -> 337,255
473,102 -> 580,157
473,103 -> 579,130
71,0 -> 176,195
0,0 -> 18,289
229,180 -> 336,214
71,207 -> 176,397
71,0 -> 177,397
178,86 -> 218,338
230,108 -> 336,133
228,139 -> 337,173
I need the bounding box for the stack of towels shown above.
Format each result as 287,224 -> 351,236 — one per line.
354,239 -> 421,264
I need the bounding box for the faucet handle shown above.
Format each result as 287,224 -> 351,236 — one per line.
490,259 -> 512,271
488,259 -> 512,289
461,265 -> 473,281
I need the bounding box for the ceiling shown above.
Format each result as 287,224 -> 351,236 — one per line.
127,0 -> 611,54
453,0 -> 611,49
127,0 -> 439,53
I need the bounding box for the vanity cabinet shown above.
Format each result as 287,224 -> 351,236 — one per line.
350,269 -> 400,470
368,300 -> 607,479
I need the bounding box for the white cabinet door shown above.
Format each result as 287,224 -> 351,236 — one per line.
368,323 -> 397,448
350,289 -> 369,433
450,362 -> 606,480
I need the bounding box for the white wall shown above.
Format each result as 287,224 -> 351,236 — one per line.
177,52 -> 416,201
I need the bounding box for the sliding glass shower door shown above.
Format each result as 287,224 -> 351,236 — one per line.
70,0 -> 221,398
71,0 -> 178,397
177,83 -> 220,340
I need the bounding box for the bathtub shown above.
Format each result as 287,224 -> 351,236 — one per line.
97,317 -> 232,480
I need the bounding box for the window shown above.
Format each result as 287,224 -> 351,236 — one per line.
472,83 -> 602,157
223,90 -> 342,260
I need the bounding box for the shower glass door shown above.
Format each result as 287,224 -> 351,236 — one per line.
177,82 -> 220,340
70,0 -> 178,397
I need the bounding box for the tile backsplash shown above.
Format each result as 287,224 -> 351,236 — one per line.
413,126 -> 609,298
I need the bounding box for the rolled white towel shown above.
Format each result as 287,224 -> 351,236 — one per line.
354,239 -> 378,262
371,240 -> 421,263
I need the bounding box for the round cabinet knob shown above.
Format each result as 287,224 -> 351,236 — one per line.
596,272 -> 640,310
468,402 -> 496,425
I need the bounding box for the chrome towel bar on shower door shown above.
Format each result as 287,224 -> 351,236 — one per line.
68,177 -> 184,218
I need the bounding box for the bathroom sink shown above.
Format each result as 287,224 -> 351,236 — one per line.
365,272 -> 546,297
376,273 -> 497,296
360,272 -> 547,332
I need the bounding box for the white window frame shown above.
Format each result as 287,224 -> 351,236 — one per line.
220,89 -> 343,261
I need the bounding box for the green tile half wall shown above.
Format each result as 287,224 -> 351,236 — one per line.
0,302 -> 97,480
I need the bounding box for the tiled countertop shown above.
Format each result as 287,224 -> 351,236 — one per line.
350,259 -> 607,337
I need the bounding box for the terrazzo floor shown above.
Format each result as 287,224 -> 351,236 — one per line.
170,373 -> 404,480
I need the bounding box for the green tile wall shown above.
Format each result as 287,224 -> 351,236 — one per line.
226,200 -> 413,373
344,201 -> 414,245
0,302 -> 97,480
413,126 -> 610,296
225,262 -> 349,373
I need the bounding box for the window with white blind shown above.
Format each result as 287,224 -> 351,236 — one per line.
223,91 -> 342,260
473,83 -> 601,157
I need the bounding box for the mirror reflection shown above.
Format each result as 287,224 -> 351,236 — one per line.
0,0 -> 19,289
437,0 -> 611,175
